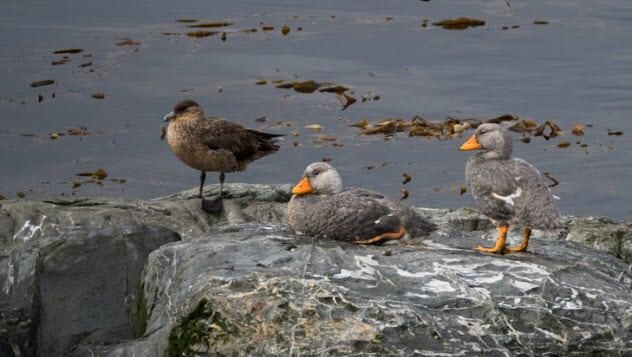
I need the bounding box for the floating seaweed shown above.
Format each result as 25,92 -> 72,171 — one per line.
187,22 -> 233,28
402,173 -> 412,184
186,31 -> 217,38
319,85 -> 349,94
77,168 -> 108,180
571,124 -> 585,136
534,121 -> 562,140
53,48 -> 83,54
338,93 -> 357,110
304,124 -> 323,130
400,188 -> 409,200
607,130 -> 624,136
282,25 -> 290,35
30,80 -> 55,88
293,80 -> 320,93
433,17 -> 485,30
51,59 -> 70,66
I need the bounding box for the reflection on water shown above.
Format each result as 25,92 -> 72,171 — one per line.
0,0 -> 630,219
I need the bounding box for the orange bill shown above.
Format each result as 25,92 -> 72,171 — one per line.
459,134 -> 482,151
292,177 -> 313,195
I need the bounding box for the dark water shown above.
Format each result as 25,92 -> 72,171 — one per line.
1,0 -> 630,219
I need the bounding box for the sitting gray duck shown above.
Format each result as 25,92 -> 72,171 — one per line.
287,162 -> 435,244
163,99 -> 282,214
460,123 -> 563,254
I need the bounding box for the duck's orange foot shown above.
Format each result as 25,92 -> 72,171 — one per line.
504,227 -> 531,254
475,244 -> 505,254
353,226 -> 406,245
474,225 -> 508,254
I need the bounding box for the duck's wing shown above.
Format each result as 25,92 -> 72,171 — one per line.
202,119 -> 280,161
508,158 -> 563,229
335,189 -> 402,236
466,159 -> 520,221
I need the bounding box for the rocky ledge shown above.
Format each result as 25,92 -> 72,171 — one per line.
0,184 -> 630,356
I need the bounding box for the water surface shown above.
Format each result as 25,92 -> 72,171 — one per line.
1,0 -> 630,219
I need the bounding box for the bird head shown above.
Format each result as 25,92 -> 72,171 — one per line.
460,123 -> 512,159
292,162 -> 343,196
163,99 -> 204,122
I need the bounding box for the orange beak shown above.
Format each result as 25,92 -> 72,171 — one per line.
460,134 -> 482,151
292,177 -> 313,195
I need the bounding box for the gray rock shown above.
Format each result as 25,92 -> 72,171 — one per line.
0,183 -> 631,356
130,225 -> 632,356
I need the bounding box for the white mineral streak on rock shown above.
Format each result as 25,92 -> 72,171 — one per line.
511,279 -> 539,291
13,215 -> 47,241
405,291 -> 431,299
454,316 -> 490,337
396,267 -> 433,278
425,279 -> 456,293
3,261 -> 14,294
413,350 -> 468,356
535,327 -> 567,343
333,255 -> 379,280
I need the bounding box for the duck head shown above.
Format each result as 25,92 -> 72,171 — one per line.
460,123 -> 512,160
292,162 -> 343,196
163,99 -> 204,122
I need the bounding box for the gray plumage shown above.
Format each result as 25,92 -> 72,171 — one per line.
287,162 -> 436,243
464,123 -> 563,231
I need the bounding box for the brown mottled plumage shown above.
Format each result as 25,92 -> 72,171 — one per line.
164,99 -> 282,213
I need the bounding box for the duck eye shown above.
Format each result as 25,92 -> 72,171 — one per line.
313,171 -> 319,176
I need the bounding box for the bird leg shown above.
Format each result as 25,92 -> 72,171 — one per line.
199,171 -> 206,198
475,225 -> 508,254
353,227 -> 407,245
219,172 -> 225,198
198,170 -> 222,214
504,227 -> 531,253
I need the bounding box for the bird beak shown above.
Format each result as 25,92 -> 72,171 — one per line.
460,134 -> 482,151
292,177 -> 313,195
163,111 -> 175,122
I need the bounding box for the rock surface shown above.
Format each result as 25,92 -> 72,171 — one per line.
0,184 -> 630,356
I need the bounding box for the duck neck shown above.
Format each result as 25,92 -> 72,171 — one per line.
482,150 -> 510,160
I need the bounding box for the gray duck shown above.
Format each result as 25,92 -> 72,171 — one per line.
287,162 -> 435,244
460,123 -> 563,254
163,99 -> 282,213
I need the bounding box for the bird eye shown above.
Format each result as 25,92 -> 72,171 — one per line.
313,171 -> 319,176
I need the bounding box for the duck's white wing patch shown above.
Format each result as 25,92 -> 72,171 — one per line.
491,187 -> 522,206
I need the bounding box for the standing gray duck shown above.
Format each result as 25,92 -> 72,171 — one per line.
163,99 -> 282,213
460,123 -> 563,254
287,162 -> 436,244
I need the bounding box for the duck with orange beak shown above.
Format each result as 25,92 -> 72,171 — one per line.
287,162 -> 435,244
460,123 -> 563,254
